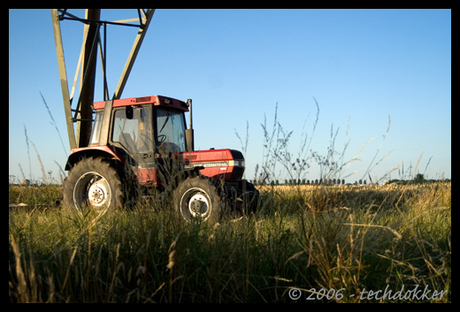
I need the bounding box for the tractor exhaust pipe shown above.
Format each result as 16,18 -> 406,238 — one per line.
185,99 -> 194,152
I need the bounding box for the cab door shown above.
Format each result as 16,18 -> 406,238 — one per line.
110,105 -> 157,184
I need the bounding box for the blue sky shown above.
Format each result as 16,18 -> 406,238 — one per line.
9,9 -> 451,183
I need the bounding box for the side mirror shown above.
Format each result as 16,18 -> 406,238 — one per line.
126,105 -> 133,119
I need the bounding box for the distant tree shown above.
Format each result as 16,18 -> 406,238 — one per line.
414,173 -> 425,184
315,179 -> 319,185
342,179 -> 345,185
359,179 -> 363,185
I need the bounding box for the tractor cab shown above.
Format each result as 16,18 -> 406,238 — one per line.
88,95 -> 190,184
91,95 -> 188,153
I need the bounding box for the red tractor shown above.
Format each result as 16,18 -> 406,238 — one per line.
62,95 -> 258,221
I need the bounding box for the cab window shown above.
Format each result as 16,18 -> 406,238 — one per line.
112,107 -> 151,153
156,108 -> 186,154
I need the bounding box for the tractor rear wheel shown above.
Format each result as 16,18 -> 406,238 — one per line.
173,176 -> 222,222
63,157 -> 123,211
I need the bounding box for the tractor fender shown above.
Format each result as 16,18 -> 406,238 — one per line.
171,165 -> 205,186
65,146 -> 124,170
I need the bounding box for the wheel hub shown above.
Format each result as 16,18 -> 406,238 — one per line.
88,183 -> 107,206
73,171 -> 111,210
188,193 -> 209,217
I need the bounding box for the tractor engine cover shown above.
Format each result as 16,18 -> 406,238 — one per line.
180,149 -> 245,182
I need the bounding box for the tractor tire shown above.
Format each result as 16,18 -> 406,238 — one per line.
173,176 -> 222,222
63,157 -> 123,211
242,180 -> 259,214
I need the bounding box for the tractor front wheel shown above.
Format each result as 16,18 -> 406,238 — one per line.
173,176 -> 222,222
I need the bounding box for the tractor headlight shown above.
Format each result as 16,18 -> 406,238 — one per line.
229,160 -> 245,167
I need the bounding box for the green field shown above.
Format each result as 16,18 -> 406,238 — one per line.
9,182 -> 451,303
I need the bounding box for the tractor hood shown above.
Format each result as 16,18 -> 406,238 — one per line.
180,149 -> 245,182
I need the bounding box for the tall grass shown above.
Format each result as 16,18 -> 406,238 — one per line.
241,100 -> 398,186
10,98 -> 450,302
9,182 -> 451,303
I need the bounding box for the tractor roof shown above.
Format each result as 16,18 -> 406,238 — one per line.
93,95 -> 189,112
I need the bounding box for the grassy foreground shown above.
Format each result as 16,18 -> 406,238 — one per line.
9,182 -> 451,303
